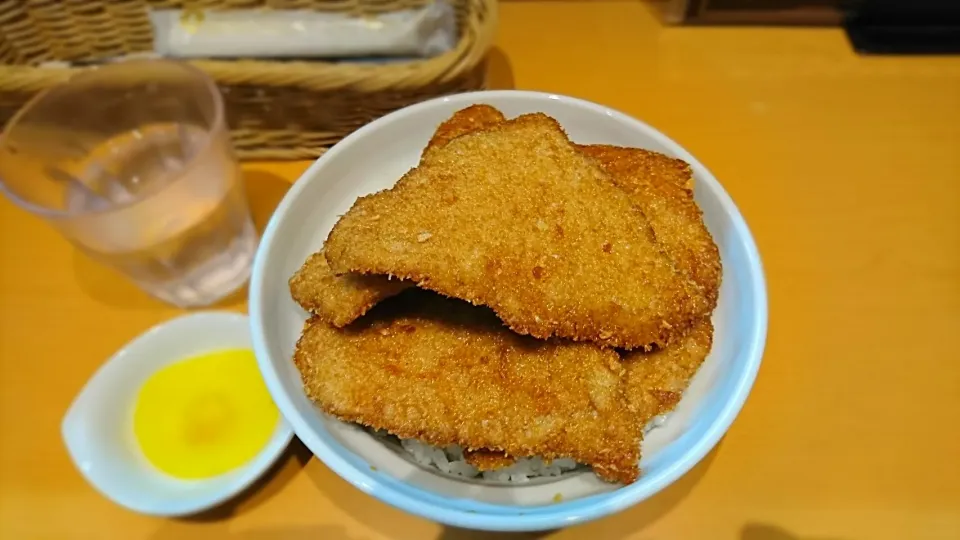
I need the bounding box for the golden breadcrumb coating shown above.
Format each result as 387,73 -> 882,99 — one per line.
287,106 -> 508,327
293,291 -> 642,483
291,105 -> 719,478
579,145 -> 721,309
291,107 -> 720,336
462,319 -> 714,472
440,109 -> 719,473
429,107 -> 721,310
461,449 -> 518,471
324,113 -> 709,349
425,104 -> 507,153
623,317 -> 714,420
289,251 -> 409,327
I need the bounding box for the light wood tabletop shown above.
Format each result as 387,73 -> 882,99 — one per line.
2,2 -> 958,539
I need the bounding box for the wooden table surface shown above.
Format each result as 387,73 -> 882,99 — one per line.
2,2 -> 959,539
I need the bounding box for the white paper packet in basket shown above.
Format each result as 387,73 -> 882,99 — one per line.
149,3 -> 457,59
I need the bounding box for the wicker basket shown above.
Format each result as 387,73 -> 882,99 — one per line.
0,0 -> 497,160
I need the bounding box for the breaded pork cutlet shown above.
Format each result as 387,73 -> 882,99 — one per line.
461,449 -> 518,472
578,145 -> 721,308
288,106 -> 507,326
293,290 -> 642,483
323,113 -> 708,349
433,108 -> 720,307
623,317 -> 714,421
417,108 -> 717,472
426,104 -> 507,152
461,318 -> 714,473
292,105 -> 718,477
292,106 -> 720,329
426,106 -> 721,309
289,251 -> 409,327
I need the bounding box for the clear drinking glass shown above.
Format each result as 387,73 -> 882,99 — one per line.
0,60 -> 256,307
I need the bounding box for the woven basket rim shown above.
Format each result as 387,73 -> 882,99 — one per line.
0,0 -> 498,93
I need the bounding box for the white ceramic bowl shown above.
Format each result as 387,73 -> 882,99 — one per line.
62,312 -> 294,516
249,91 -> 767,531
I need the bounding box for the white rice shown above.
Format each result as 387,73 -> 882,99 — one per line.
387,414 -> 669,483
399,438 -> 578,483
645,414 -> 668,434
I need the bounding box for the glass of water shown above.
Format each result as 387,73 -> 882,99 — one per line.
0,60 -> 256,307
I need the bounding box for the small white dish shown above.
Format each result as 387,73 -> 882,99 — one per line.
62,312 -> 294,517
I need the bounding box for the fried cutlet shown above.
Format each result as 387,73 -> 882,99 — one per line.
460,318 -> 714,472
623,317 -> 714,420
428,106 -> 721,309
293,290 -> 642,483
578,145 -> 721,308
425,105 -> 719,307
323,113 -> 709,349
287,106 -> 508,326
289,251 -> 409,326
425,104 -> 507,152
434,108 -> 719,307
461,449 -> 518,471
292,106 -> 720,333
293,106 -> 717,478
